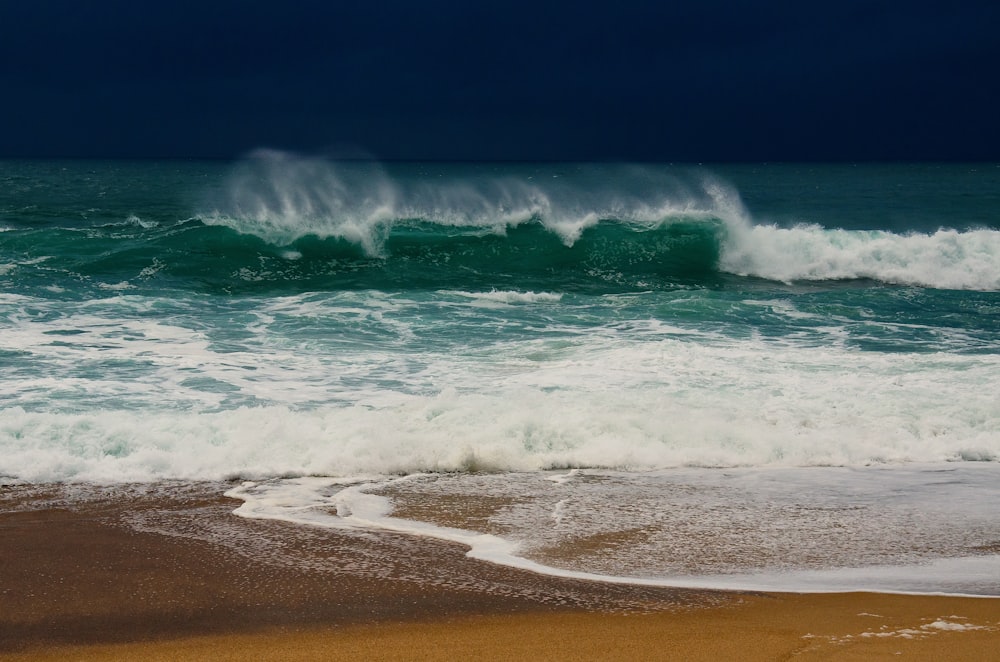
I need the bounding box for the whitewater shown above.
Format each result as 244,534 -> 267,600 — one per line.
1,155 -> 999,594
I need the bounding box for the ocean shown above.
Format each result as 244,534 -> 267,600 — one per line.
2,153 -> 999,595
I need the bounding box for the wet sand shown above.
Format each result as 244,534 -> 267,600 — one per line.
2,483 -> 998,660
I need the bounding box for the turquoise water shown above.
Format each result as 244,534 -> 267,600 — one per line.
2,155 -> 999,593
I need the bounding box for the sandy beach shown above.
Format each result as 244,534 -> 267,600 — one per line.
2,483 -> 998,661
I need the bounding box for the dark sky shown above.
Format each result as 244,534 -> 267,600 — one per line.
1,1 -> 997,161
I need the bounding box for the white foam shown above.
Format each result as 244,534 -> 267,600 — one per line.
546,469 -> 581,484
125,214 -> 158,229
720,222 -> 1000,291
922,620 -> 989,631
0,255 -> 51,276
97,281 -> 134,291
137,258 -> 165,279
448,290 -> 563,305
661,556 -> 1000,595
2,290 -> 998,481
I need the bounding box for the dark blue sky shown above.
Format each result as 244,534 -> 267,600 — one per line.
1,1 -> 997,161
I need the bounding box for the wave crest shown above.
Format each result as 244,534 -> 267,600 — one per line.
200,150 -> 742,251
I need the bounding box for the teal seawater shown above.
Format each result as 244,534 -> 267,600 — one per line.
1,156 -> 999,481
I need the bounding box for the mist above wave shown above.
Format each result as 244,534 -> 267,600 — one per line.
200,150 -> 741,250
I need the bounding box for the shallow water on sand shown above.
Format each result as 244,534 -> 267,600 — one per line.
230,464 -> 1000,596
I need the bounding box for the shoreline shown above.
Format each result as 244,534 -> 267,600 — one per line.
3,483 -> 999,660
236,468 -> 1000,598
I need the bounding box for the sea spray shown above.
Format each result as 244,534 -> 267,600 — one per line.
202,150 -> 739,248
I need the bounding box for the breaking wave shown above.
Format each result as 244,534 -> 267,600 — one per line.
195,151 -> 1000,291
4,151 -> 997,292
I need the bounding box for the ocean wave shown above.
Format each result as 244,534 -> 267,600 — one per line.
192,151 -> 1000,292
9,217 -> 999,294
7,153 -> 999,293
199,149 -> 735,249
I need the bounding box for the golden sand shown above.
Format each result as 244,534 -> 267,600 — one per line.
7,593 -> 1000,662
